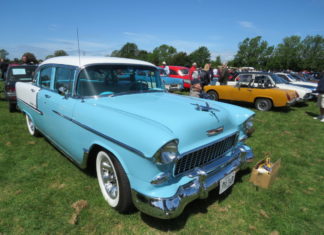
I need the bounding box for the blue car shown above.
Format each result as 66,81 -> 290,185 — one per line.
16,56 -> 254,219
158,67 -> 184,91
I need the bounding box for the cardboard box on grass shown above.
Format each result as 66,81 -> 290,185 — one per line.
249,158 -> 281,188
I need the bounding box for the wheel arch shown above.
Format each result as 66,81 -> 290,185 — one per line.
85,143 -> 130,175
253,96 -> 274,106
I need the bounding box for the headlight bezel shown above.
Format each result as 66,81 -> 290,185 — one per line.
153,139 -> 179,165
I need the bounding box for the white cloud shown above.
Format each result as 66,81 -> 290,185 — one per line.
238,21 -> 255,29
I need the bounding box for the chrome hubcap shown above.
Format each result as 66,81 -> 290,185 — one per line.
27,116 -> 34,132
101,160 -> 118,199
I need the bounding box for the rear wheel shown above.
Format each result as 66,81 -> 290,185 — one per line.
96,150 -> 133,213
255,98 -> 272,111
25,114 -> 40,136
207,90 -> 219,101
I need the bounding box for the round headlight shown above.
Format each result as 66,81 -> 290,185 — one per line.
154,140 -> 179,165
244,117 -> 255,136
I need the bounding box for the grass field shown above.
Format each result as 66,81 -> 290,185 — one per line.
0,81 -> 323,234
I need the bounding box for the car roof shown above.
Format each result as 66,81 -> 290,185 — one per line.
40,56 -> 155,68
238,72 -> 274,75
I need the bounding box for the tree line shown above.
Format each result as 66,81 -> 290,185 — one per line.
1,34 -> 323,71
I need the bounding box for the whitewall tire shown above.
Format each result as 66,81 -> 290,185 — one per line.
96,150 -> 132,212
25,114 -> 40,137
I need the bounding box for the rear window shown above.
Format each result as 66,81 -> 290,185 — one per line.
8,67 -> 36,82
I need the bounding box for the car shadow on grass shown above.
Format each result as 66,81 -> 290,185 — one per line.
140,167 -> 251,231
305,111 -> 319,118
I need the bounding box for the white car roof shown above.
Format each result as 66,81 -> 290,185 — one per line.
40,56 -> 155,68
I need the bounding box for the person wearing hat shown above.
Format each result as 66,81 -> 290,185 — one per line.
162,61 -> 170,75
189,62 -> 197,80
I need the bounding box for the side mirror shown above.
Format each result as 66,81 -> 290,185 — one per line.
58,86 -> 69,98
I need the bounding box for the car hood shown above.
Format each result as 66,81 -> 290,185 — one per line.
276,84 -> 312,96
78,92 -> 254,157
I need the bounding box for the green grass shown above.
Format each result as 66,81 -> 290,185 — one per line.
0,82 -> 323,234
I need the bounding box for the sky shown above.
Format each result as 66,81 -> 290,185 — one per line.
1,0 -> 324,62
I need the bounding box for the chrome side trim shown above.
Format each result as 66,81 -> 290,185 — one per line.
52,110 -> 146,158
17,98 -> 43,115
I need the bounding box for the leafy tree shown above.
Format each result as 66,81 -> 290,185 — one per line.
118,43 -> 139,58
0,49 -> 9,59
232,36 -> 274,70
46,50 -> 68,59
169,52 -> 191,66
152,44 -> 177,65
22,52 -> 38,64
110,50 -> 120,57
301,35 -> 324,71
189,46 -> 211,67
211,56 -> 222,67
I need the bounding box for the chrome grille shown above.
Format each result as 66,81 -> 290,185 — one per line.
174,133 -> 238,176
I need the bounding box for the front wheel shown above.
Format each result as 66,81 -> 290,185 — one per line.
26,114 -> 40,136
255,98 -> 272,111
207,90 -> 219,101
96,150 -> 133,213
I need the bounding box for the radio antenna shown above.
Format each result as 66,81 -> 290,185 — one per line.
77,28 -> 81,66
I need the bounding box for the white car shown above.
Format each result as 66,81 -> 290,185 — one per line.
232,73 -> 313,101
275,73 -> 317,90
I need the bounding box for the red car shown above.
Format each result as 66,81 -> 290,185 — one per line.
160,66 -> 191,89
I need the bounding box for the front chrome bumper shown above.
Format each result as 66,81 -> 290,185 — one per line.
131,144 -> 253,219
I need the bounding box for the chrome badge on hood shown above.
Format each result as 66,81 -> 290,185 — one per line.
207,126 -> 224,136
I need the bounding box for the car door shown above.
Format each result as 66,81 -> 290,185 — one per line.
230,74 -> 254,102
37,66 -> 79,157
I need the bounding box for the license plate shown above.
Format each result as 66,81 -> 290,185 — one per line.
219,171 -> 236,194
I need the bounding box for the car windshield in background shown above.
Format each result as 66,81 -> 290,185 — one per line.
179,69 -> 189,76
291,74 -> 306,81
270,74 -> 288,84
77,65 -> 163,97
158,68 -> 167,76
8,67 -> 36,81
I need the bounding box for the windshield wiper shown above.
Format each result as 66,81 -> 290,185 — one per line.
110,89 -> 164,97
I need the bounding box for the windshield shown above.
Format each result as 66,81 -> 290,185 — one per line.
291,74 -> 306,82
76,64 -> 163,97
179,69 -> 189,76
270,74 -> 288,84
8,66 -> 36,82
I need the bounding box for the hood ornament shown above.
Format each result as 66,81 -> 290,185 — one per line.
191,102 -> 219,112
191,102 -> 220,122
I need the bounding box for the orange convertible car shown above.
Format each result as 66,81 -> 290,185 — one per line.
204,75 -> 299,111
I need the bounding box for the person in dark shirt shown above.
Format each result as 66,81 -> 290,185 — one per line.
313,72 -> 324,122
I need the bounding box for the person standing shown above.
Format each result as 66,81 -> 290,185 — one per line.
200,64 -> 211,88
313,72 -> 324,122
218,64 -> 229,85
162,61 -> 170,75
189,62 -> 197,80
0,58 -> 8,79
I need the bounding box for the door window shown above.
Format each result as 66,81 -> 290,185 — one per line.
39,67 -> 53,89
54,67 -> 75,94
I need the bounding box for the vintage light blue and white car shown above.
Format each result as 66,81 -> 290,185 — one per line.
16,56 -> 255,219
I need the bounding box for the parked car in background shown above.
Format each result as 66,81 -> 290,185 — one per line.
16,56 -> 255,219
158,67 -> 183,92
167,66 -> 191,89
276,72 -> 317,94
4,65 -> 37,112
231,72 -> 313,102
205,73 -> 299,111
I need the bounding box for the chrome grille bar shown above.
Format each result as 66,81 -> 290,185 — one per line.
174,133 -> 238,176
